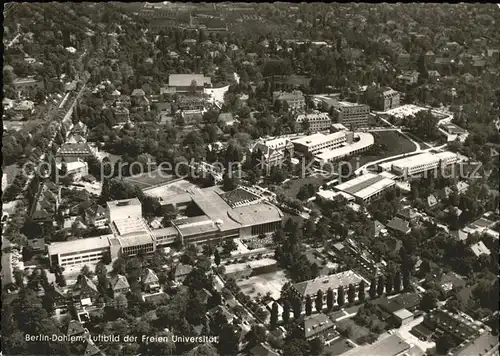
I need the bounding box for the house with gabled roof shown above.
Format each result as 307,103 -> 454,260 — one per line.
387,216 -> 411,235
174,263 -> 193,283
84,204 -> 108,229
427,194 -> 438,208
67,320 -> 87,338
76,276 -> 100,305
141,268 -> 160,293
110,274 -> 130,298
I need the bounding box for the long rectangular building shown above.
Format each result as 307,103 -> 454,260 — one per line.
292,132 -> 347,156
390,151 -> 458,176
334,173 -> 395,203
331,101 -> 370,128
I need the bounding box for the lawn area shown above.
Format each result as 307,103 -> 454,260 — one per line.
347,130 -> 417,168
123,169 -> 177,190
276,176 -> 327,200
322,337 -> 354,355
336,318 -> 372,344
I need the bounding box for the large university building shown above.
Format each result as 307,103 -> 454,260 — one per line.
389,151 -> 458,176
48,191 -> 284,268
331,101 -> 370,128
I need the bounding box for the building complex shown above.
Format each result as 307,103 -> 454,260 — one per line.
331,101 -> 370,128
48,191 -> 284,268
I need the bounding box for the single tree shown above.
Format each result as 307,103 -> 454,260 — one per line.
386,274 -> 393,294
394,271 -> 402,293
337,286 -> 345,307
403,269 -> 411,291
377,275 -> 385,296
315,290 -> 323,313
282,300 -> 290,323
270,302 -> 279,329
326,287 -> 335,311
347,284 -> 356,304
358,280 -> 366,302
305,295 -> 312,316
292,297 -> 302,319
214,249 -> 221,266
369,278 -> 377,299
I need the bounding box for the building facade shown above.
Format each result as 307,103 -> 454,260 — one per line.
380,88 -> 400,111
295,112 -> 332,132
292,132 -> 347,156
331,102 -> 370,128
272,90 -> 306,111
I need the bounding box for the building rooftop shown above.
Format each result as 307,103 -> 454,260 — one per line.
387,217 -> 411,234
334,172 -> 395,201
106,198 -> 142,209
341,335 -> 411,356
303,313 -> 334,339
48,235 -> 113,255
470,241 -> 491,257
228,203 -> 284,227
393,308 -> 413,320
454,331 -> 499,356
110,274 -> 130,291
315,132 -> 374,162
169,74 -> 211,87
293,131 -> 346,148
293,270 -> 363,298
112,218 -> 149,236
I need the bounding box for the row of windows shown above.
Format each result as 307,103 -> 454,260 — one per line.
61,252 -> 104,262
60,247 -> 108,257
251,221 -> 281,236
61,256 -> 102,267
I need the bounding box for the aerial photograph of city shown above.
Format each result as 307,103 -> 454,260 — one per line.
1,2 -> 499,356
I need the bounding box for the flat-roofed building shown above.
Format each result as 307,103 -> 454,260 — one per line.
106,198 -> 142,222
292,132 -> 347,156
333,173 -> 395,203
295,111 -> 332,132
57,143 -> 97,160
331,101 -> 370,128
168,74 -> 212,93
314,132 -> 374,164
110,218 -> 155,257
289,270 -> 364,307
340,335 -> 411,356
390,151 -> 458,177
151,226 -> 179,247
56,160 -> 88,181
48,235 -> 114,268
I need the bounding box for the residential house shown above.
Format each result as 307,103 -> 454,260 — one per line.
12,77 -> 44,99
272,90 -> 306,111
380,88 -> 400,111
386,217 -> 411,235
427,195 -> 438,208
397,70 -> 420,86
30,181 -> 61,225
295,111 -> 332,132
173,263 -> 193,283
455,181 -> 469,194
112,106 -> 130,124
438,272 -> 466,293
470,241 -> 491,257
207,305 -> 235,325
14,100 -> 35,116
67,320 -> 87,338
428,70 -> 441,81
56,160 -> 89,181
218,112 -> 236,126
141,268 -> 160,293
110,274 -> 130,298
75,276 -> 100,305
131,89 -> 150,109
397,208 -> 419,223
84,205 -> 108,229
374,220 -> 387,237
302,314 -> 336,341
49,283 -> 68,309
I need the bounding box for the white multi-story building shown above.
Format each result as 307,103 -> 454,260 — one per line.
56,160 -> 89,181
272,90 -> 306,110
390,151 -> 458,176
292,132 -> 347,156
295,111 -> 332,132
106,198 -> 142,223
331,101 -> 370,128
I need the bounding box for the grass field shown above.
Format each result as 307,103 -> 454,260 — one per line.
346,130 -> 417,169
336,318 -> 372,344
276,176 -> 327,200
123,170 -> 177,190
237,270 -> 289,300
